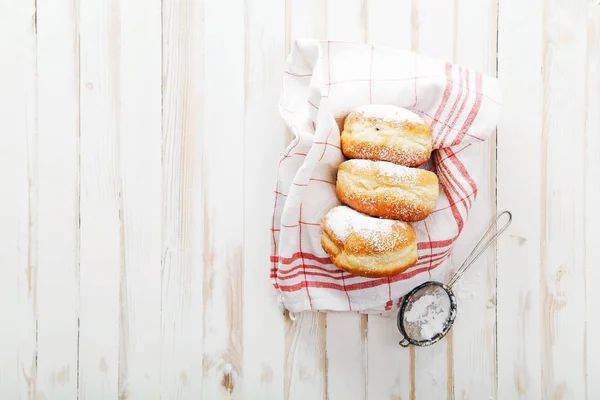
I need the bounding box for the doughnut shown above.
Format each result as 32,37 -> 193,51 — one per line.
340,105 -> 432,167
320,206 -> 418,278
336,159 -> 439,222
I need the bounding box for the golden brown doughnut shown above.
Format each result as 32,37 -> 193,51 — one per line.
340,105 -> 432,167
336,159 -> 439,222
320,206 -> 418,278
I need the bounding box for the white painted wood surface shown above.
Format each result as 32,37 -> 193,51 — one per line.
0,0 -> 598,399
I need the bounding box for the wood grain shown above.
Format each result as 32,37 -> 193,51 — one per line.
161,0 -> 204,397
78,0 -> 122,396
200,0 -> 245,398
118,0 -> 162,397
35,0 -> 80,398
363,2 -> 413,400
0,0 -> 37,398
366,0 -> 411,50
540,0 -> 588,398
409,0 -> 454,397
284,312 -> 327,400
449,0 -> 499,398
326,313 -> 367,400
286,0 -> 327,43
282,2 -> 330,399
497,0 -> 543,397
366,316 -> 412,400
585,3 -> 600,396
323,2 -> 368,399
0,1 -> 597,398
242,0 -> 287,398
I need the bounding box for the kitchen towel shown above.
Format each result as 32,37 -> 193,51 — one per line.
271,39 -> 501,313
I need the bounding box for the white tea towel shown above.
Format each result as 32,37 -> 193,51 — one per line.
270,39 -> 501,313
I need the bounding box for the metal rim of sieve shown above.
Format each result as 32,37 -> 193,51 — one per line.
397,281 -> 457,348
396,211 -> 512,348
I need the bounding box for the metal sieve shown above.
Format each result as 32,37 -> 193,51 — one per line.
397,211 -> 512,347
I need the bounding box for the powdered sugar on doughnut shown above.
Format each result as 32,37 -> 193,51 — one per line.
344,159 -> 419,185
325,205 -> 393,240
354,104 -> 424,124
346,143 -> 426,167
324,206 -> 406,251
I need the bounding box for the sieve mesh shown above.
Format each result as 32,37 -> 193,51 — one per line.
397,211 -> 512,348
403,285 -> 451,341
397,282 -> 457,347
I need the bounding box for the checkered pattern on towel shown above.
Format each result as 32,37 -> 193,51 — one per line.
271,39 -> 501,313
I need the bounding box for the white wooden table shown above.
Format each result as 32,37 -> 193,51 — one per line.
1,0 -> 598,399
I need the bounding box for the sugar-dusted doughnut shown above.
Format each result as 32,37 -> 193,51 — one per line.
336,159 -> 439,222
320,206 -> 418,278
341,105 -> 432,167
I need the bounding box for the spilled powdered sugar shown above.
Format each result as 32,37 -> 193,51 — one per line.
324,206 -> 404,251
354,104 -> 424,125
403,285 -> 451,341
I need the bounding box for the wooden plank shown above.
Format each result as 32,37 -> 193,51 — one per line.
282,2 -> 329,399
242,0 -> 287,398
283,0 -> 326,148
78,0 -> 121,397
410,1 -> 455,398
447,0 -> 498,398
326,0 -> 365,42
414,344 -> 450,399
326,314 -> 367,400
365,0 -> 411,48
5,1 -> 600,397
366,316 -> 412,400
363,2 -> 413,400
286,0 -> 328,43
0,1 -> 37,398
539,0 -> 588,398
200,0 -> 245,398
496,0 -> 543,397
285,313 -> 327,400
412,0 -> 454,60
323,2 -> 368,399
160,0 -> 204,397
117,0 -> 162,397
585,3 -> 600,396
35,0 -> 80,398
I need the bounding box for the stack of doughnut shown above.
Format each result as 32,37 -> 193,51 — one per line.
320,105 -> 439,278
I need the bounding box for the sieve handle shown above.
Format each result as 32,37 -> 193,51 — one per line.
399,338 -> 410,347
447,210 -> 512,288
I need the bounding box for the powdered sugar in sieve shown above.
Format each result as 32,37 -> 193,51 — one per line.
403,285 -> 451,341
397,211 -> 512,347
